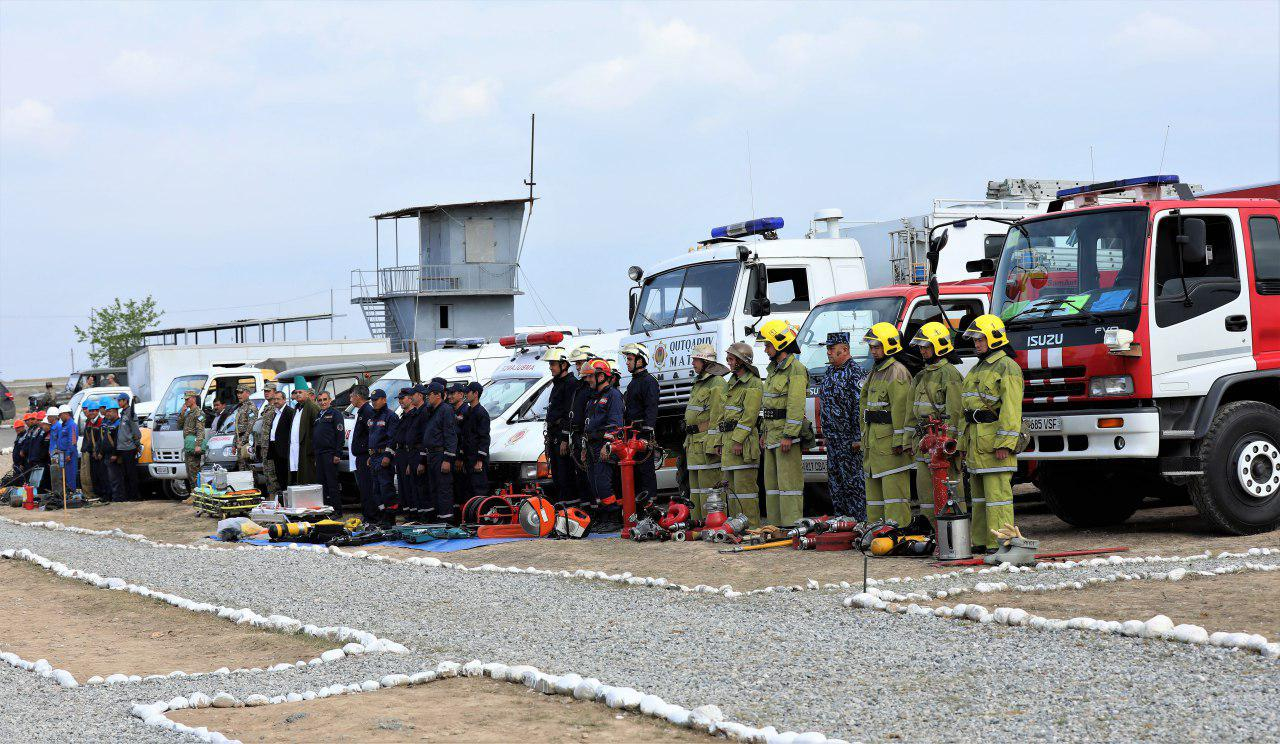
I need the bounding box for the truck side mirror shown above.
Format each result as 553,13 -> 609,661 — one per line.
1177,218 -> 1207,265
926,231 -> 948,278
628,287 -> 639,321
748,297 -> 772,317
966,258 -> 996,275
927,277 -> 940,305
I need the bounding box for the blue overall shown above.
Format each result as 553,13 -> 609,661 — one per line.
366,405 -> 399,521
420,401 -> 459,520
583,386 -> 623,506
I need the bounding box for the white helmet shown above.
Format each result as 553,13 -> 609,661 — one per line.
57,404 -> 72,415
567,345 -> 596,363
620,342 -> 649,364
46,407 -> 59,419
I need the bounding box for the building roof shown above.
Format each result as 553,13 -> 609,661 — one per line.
142,313 -> 336,338
371,198 -> 533,221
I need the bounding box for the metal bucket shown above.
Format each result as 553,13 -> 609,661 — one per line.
935,513 -> 972,560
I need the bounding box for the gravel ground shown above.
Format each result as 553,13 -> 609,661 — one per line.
2,522 -> 1278,743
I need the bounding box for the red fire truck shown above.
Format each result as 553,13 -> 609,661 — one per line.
970,176 -> 1280,534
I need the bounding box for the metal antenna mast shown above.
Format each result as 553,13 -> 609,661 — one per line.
524,113 -> 536,201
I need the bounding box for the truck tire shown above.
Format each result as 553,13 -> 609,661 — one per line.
1036,462 -> 1144,528
1188,401 -> 1280,535
162,478 -> 187,500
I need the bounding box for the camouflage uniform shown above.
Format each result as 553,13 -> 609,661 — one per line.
179,404 -> 206,495
233,393 -> 258,471
817,356 -> 867,520
258,403 -> 280,494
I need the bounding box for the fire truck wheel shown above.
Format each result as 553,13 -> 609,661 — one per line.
1035,463 -> 1144,528
1190,401 -> 1280,535
162,478 -> 188,500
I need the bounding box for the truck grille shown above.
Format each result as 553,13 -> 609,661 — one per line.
153,449 -> 183,463
1023,366 -> 1087,405
658,379 -> 693,410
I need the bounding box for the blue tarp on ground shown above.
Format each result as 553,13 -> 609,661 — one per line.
208,531 -> 619,553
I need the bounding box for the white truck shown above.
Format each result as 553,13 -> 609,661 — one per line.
126,338 -> 391,402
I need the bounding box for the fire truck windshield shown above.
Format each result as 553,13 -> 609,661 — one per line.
992,207 -> 1148,326
797,296 -> 905,375
630,261 -> 738,334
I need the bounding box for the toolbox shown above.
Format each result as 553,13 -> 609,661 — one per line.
282,484 -> 324,509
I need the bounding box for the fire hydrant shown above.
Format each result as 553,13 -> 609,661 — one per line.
917,414 -> 959,516
606,426 -> 649,539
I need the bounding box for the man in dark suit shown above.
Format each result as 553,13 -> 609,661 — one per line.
267,391 -> 295,494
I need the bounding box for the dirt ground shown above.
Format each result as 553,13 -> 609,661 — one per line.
0,560 -> 332,679
919,570 -> 1280,639
172,676 -> 714,744
3,499 -> 218,546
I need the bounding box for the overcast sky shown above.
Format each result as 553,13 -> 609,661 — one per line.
2,0 -> 1277,380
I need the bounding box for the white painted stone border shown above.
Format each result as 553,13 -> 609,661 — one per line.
4,514 -> 1277,601
843,569 -> 1280,659
130,658 -> 850,744
0,649 -> 78,688
0,547 -> 409,687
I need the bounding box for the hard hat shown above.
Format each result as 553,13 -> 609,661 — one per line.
911,321 -> 954,356
567,345 -> 596,363
46,407 -> 59,419
542,346 -> 568,363
84,400 -> 101,411
963,314 -> 1009,349
102,399 -> 119,410
760,319 -> 798,351
606,359 -> 620,374
863,322 -> 903,355
13,420 -> 25,430
621,342 -> 650,363
692,344 -> 729,376
725,341 -> 754,366
58,404 -> 71,415
584,359 -> 611,377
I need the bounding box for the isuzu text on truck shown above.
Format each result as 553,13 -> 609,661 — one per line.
970,176 -> 1280,534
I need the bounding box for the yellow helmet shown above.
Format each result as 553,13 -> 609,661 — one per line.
963,314 -> 1009,349
567,345 -> 596,363
863,322 -> 902,355
911,321 -> 954,356
760,319 -> 798,351
542,346 -> 568,363
620,342 -> 649,364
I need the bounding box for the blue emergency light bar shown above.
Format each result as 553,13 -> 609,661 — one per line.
711,216 -> 784,239
434,337 -> 486,349
1056,175 -> 1180,199
455,364 -> 472,373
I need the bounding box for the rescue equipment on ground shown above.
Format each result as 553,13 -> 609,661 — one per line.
518,496 -> 557,538
191,483 -> 265,518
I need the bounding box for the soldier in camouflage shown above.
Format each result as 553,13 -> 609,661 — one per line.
233,384 -> 258,471
258,386 -> 280,494
179,388 -> 206,496
816,331 -> 868,520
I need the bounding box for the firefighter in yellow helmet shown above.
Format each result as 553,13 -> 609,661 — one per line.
858,322 -> 913,526
904,321 -> 965,526
759,319 -> 809,526
684,343 -> 728,519
958,314 -> 1024,553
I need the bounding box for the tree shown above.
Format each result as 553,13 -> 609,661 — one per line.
74,296 -> 164,367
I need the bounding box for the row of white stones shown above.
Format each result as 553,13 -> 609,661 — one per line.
131,658 -> 846,744
844,565 -> 1280,658
0,547 -> 409,686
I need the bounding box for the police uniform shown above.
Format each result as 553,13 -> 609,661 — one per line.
233,387 -> 258,471
761,350 -> 808,527
569,375 -> 596,506
816,333 -> 868,520
859,355 -> 914,526
460,382 -> 491,499
449,385 -> 471,507
960,346 -> 1024,550
583,380 -> 623,508
905,355 -> 965,524
393,390 -> 422,515
713,344 -> 764,526
622,365 -> 659,503
419,383 -> 459,521
545,367 -> 578,504
685,351 -> 727,520
365,391 -> 400,524
179,398 -> 206,495
313,402 -> 345,514
352,398 -> 376,512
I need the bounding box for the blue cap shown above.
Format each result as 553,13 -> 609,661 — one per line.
84,400 -> 101,411
430,377 -> 447,387
448,382 -> 466,394
371,389 -> 387,400
427,382 -> 446,396
102,399 -> 119,410
466,381 -> 483,394
117,393 -> 130,401
397,387 -> 414,398
826,331 -> 850,347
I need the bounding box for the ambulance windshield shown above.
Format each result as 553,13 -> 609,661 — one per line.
797,296 -> 904,375
993,207 -> 1147,325
484,377 -> 542,418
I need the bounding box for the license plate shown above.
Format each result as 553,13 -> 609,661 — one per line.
803,459 -> 827,473
1022,416 -> 1062,433
155,466 -> 174,476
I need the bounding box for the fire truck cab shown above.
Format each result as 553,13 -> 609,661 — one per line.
982,176 -> 1280,534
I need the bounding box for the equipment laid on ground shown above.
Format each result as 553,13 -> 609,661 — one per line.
935,513 -> 972,560
794,531 -> 859,551
192,484 -> 265,518
517,496 -> 557,538
281,484 -> 324,510
267,519 -> 352,544
717,539 -> 792,553
248,500 -> 334,523
931,546 -> 1130,567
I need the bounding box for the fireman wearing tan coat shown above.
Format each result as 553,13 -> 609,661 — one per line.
711,342 -> 764,526
684,343 -> 728,519
857,322 -> 914,526
903,321 -> 966,526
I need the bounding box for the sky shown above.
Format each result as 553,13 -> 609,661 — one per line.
1,0 -> 1277,379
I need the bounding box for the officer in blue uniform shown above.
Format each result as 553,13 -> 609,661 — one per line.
365,389 -> 399,525
313,390 -> 346,515
461,381 -> 491,499
419,381 -> 459,522
543,347 -> 577,505
816,331 -> 868,519
582,359 -> 623,516
447,383 -> 471,507
393,387 -> 421,519
569,351 -> 598,506
621,343 -> 660,505
349,385 -> 375,513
